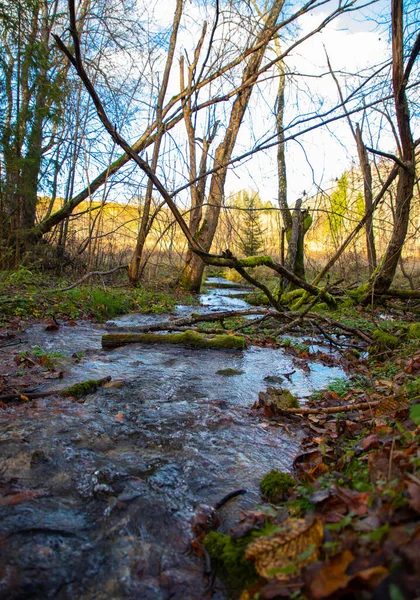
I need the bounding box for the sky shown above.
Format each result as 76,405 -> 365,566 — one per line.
74,0 -> 418,210
223,1 -> 394,205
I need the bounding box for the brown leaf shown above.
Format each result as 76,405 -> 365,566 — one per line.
368,449 -> 402,489
405,481 -> 420,514
336,487 -> 370,516
293,449 -> 323,473
358,433 -> 380,452
306,550 -> 354,599
230,510 -> 268,540
44,317 -> 59,331
43,371 -> 64,380
373,397 -> 409,416
245,517 -> 323,581
354,566 -> 388,589
0,490 -> 45,507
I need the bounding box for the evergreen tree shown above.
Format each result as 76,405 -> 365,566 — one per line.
237,191 -> 265,256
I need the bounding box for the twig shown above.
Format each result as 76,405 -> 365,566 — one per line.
278,400 -> 381,415
52,265 -> 128,292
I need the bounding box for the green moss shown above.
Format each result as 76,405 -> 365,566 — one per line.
369,328 -> 400,359
102,330 -> 246,350
347,282 -> 370,305
64,379 -> 103,398
245,291 -> 270,306
290,295 -> 307,311
339,297 -> 356,309
203,531 -> 258,594
240,255 -> 273,268
280,289 -> 305,304
261,387 -> 299,410
216,368 -> 244,376
260,469 -> 296,503
408,323 -> 420,340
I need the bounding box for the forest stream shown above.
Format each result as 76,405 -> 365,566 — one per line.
0,278 -> 346,600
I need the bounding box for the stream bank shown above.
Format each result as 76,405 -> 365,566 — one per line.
0,279 -> 346,599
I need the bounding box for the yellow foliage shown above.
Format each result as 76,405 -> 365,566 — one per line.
373,397 -> 409,416
245,517 -> 323,581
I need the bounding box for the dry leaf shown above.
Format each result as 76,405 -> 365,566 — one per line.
373,397 -> 409,416
245,517 -> 323,581
306,550 -> 354,599
405,481 -> 420,514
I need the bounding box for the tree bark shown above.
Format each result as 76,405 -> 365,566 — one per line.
369,0 -> 417,296
128,0 -> 183,284
180,0 -> 286,292
355,123 -> 377,274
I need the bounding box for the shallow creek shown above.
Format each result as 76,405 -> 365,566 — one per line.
0,279 -> 345,599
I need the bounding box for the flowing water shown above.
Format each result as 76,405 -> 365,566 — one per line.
0,280 -> 345,599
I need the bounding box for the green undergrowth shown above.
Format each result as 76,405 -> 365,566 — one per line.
0,268 -> 197,323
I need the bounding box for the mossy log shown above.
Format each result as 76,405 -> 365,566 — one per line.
102,329 -> 246,350
0,376 -> 112,402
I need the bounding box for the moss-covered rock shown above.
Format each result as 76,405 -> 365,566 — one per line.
203,531 -> 257,595
260,469 -> 296,504
64,379 -> 104,398
216,368 -> 244,376
257,387 -> 299,414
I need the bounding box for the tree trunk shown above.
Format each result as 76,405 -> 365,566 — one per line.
180,0 -> 286,292
355,124 -> 377,274
128,0 -> 183,284
369,0 -> 416,296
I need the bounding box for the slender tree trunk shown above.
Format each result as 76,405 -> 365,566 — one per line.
128,0 -> 184,284
355,124 -> 376,274
369,0 -> 417,295
181,0 -> 286,292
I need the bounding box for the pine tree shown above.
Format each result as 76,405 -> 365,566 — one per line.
237,192 -> 265,256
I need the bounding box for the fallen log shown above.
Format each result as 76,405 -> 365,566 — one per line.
0,376 -> 111,403
102,330 -> 246,350
106,308 -> 269,334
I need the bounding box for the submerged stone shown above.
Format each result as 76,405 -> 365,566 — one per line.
216,368 -> 244,376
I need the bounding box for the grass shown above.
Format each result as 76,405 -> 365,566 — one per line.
0,268 -> 198,323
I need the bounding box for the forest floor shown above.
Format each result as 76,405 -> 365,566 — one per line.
0,268 -> 419,599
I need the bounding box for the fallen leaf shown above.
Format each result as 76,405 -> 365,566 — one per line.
44,371 -> 64,379
0,490 -> 44,507
245,517 -> 323,581
230,510 -> 268,540
115,412 -> 124,421
358,433 -> 380,452
44,317 -> 59,331
336,487 -> 370,516
354,566 -> 388,588
306,550 -> 354,599
405,481 -> 420,514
